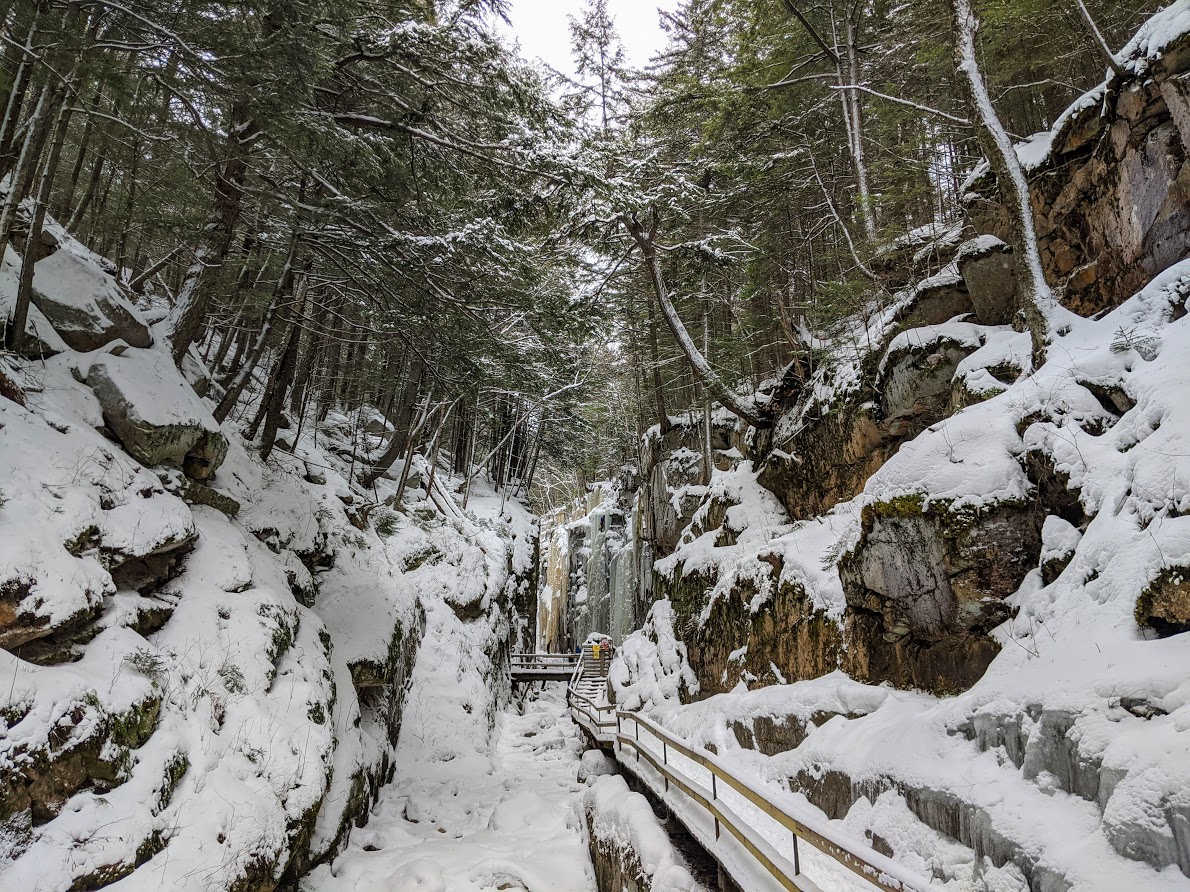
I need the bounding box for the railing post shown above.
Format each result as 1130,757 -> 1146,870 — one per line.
792,833 -> 800,876
662,740 -> 669,792
634,718 -> 640,762
712,774 -> 719,840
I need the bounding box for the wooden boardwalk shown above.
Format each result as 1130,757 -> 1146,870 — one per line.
510,651 -> 580,683
561,642 -> 934,892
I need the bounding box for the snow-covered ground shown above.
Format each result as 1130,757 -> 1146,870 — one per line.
302,621 -> 596,892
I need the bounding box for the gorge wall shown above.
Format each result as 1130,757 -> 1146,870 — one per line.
548,11 -> 1190,887
0,216 -> 535,891
544,11 -> 1190,700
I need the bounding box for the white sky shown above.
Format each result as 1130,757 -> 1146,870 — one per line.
500,0 -> 682,80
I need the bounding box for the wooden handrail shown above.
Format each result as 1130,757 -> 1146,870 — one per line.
563,639 -> 931,892
618,734 -> 804,892
613,711 -> 931,892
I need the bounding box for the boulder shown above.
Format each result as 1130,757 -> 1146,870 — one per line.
0,570 -> 108,653
1039,515 -> 1081,585
178,479 -> 241,518
85,349 -> 227,480
878,325 -> 984,433
956,236 -> 1017,325
892,264 -> 974,331
31,250 -> 152,352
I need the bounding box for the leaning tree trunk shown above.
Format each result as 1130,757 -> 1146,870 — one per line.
646,298 -> 672,434
626,212 -> 770,430
949,0 -> 1054,358
259,289 -> 306,460
0,3 -> 41,180
162,103 -> 261,363
12,84 -> 73,353
362,356 -> 427,488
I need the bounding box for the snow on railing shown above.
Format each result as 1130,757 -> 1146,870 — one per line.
567,666 -> 933,892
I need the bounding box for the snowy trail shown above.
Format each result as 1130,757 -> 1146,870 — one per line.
302,616 -> 596,892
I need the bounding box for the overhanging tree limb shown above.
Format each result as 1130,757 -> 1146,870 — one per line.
625,210 -> 770,430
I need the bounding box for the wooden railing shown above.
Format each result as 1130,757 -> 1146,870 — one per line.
511,652 -> 580,669
511,652 -> 580,681
566,666 -> 932,892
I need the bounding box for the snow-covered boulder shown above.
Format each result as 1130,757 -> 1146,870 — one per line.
31,250 -> 152,352
1039,515 -> 1081,585
877,321 -> 986,433
85,349 -> 227,480
956,235 -> 1017,325
891,263 -> 974,331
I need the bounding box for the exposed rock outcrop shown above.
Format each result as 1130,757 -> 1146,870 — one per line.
966,21 -> 1190,316
839,495 -> 1042,694
583,774 -> 708,892
955,235 -> 1017,325
0,687 -> 164,859
1136,564 -> 1190,637
658,561 -> 842,696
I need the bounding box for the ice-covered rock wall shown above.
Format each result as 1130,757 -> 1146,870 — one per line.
536,483 -> 646,650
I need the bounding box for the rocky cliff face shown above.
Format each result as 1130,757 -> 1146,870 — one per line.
577,10 -> 1190,888
966,11 -> 1190,317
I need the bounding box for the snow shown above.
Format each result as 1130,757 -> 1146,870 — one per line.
609,601 -> 698,713
302,678 -> 595,892
880,320 -> 987,372
584,774 -> 705,891
1117,0 -> 1190,73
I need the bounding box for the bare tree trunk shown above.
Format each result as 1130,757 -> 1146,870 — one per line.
781,0 -> 875,240
0,3 -> 40,179
646,298 -> 671,434
12,87 -> 72,352
949,0 -> 1053,356
0,82 -> 53,265
214,179 -> 306,420
162,103 -> 261,363
843,6 -> 876,240
626,212 -> 769,429
1074,0 -> 1124,78
381,390 -> 433,495
129,247 -> 180,294
362,357 -> 427,487
259,288 -> 306,460
289,316 -> 319,416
